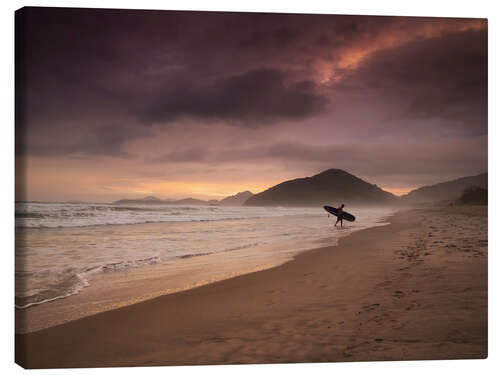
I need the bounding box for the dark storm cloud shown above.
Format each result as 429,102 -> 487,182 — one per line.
336,28 -> 487,136
142,69 -> 327,124
17,7 -> 350,155
16,7 -> 487,161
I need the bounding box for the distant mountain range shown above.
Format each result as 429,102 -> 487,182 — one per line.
113,170 -> 487,207
400,173 -> 487,203
244,169 -> 397,206
113,191 -> 254,206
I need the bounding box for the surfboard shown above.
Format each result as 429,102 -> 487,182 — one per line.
323,205 -> 356,222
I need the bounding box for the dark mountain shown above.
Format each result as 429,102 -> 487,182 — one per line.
219,191 -> 254,206
244,169 -> 397,207
402,173 -> 487,203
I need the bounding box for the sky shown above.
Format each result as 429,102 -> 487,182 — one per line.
15,7 -> 487,202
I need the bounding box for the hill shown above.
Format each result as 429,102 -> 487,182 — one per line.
244,169 -> 397,207
457,186 -> 488,205
402,173 -> 487,203
219,191 -> 254,206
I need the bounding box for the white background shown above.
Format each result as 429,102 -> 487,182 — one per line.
1,0 -> 498,374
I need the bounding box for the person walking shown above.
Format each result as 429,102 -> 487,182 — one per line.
335,204 -> 345,227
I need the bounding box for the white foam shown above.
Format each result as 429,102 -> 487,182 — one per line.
15,202 -> 323,228
15,205 -> 396,310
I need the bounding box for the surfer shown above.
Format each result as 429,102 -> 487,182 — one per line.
334,204 -> 345,227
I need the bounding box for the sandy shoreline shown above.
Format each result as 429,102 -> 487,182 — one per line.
16,212 -> 391,334
15,207 -> 487,368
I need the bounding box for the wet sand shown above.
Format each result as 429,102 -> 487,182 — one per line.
15,206 -> 487,368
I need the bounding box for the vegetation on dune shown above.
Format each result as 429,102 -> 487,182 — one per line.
458,186 -> 488,205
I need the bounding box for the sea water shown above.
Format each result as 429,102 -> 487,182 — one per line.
15,202 -> 395,331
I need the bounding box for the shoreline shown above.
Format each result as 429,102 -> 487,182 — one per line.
16,211 -> 393,334
16,207 -> 487,368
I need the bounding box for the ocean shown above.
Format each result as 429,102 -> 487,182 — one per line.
15,202 -> 395,331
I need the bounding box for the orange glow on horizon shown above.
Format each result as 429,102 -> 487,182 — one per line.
382,187 -> 416,196
20,155 -> 286,203
112,180 -> 276,200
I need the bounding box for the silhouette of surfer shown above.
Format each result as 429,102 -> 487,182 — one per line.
335,204 -> 345,227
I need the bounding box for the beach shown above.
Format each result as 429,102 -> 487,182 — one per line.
15,204 -> 392,333
15,206 -> 487,368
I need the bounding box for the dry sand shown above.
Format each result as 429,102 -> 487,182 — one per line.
15,206 -> 487,368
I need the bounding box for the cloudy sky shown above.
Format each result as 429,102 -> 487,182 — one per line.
16,7 -> 487,202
